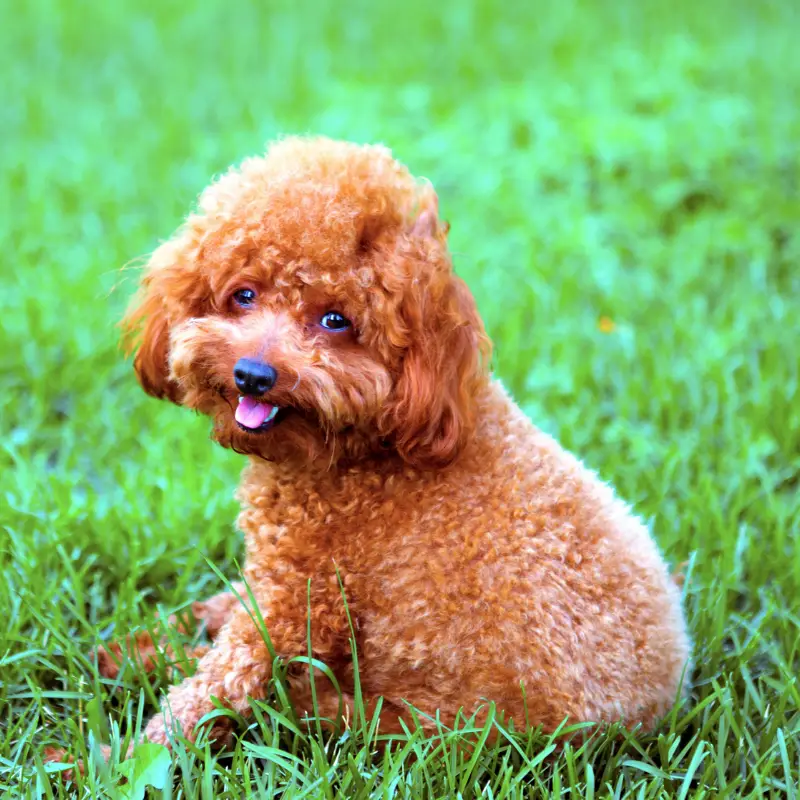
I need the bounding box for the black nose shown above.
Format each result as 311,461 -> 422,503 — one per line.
234,358 -> 278,396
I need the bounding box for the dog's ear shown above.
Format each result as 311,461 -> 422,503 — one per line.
120,236 -> 205,404
408,187 -> 448,243
378,198 -> 492,469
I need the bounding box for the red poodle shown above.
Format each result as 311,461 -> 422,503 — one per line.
50,137 -> 690,764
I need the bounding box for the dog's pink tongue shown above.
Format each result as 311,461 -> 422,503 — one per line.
235,396 -> 272,429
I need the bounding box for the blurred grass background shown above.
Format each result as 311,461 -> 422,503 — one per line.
1,0 -> 799,795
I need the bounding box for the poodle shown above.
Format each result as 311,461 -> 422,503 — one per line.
53,137 -> 690,761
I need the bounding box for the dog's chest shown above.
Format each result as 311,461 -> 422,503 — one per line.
237,444 -> 565,627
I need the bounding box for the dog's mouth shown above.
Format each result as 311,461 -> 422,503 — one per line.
234,396 -> 289,434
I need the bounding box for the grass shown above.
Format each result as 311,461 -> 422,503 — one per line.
1,0 -> 799,795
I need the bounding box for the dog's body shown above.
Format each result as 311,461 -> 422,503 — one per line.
57,137 -> 689,755
232,380 -> 688,735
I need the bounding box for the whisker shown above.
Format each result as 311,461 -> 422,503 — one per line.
327,430 -> 338,472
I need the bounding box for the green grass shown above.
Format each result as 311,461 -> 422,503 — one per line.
2,0 -> 799,796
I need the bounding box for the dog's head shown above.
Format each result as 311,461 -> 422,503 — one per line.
123,137 -> 491,469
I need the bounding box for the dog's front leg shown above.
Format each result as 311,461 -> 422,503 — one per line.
143,595 -> 339,747
95,583 -> 249,680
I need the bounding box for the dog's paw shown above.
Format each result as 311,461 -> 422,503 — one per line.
191,585 -> 247,639
95,637 -> 210,681
43,745 -> 72,767
43,744 -> 112,782
93,631 -> 161,679
43,746 -> 76,783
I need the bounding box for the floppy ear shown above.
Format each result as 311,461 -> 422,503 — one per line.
379,199 -> 492,468
120,235 -> 205,404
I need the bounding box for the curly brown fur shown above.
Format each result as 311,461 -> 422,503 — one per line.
48,137 -> 689,768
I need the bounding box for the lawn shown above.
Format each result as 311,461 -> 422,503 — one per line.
1,0 -> 799,796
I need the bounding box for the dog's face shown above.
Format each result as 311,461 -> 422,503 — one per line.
123,138 -> 491,468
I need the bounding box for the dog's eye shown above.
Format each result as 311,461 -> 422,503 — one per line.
320,311 -> 351,331
232,288 -> 257,308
